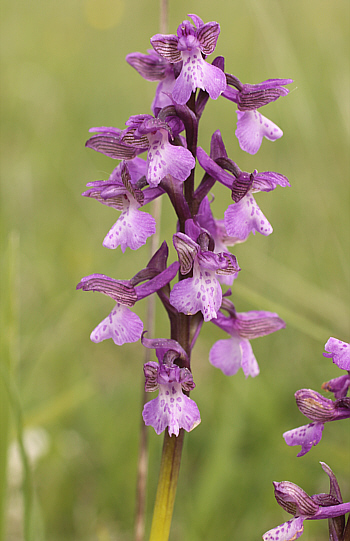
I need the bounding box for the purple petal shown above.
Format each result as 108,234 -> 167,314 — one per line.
323,337 -> 350,370
86,133 -> 142,160
150,34 -> 182,63
103,202 -> 156,252
147,131 -> 195,186
322,374 -> 350,399
173,49 -> 226,104
209,336 -> 243,376
234,310 -> 286,339
253,171 -> 291,192
170,262 -> 222,322
196,21 -> 221,55
283,422 -> 324,457
240,339 -> 260,378
76,274 -> 137,306
263,517 -> 304,541
152,72 -> 176,112
224,194 -> 273,241
90,304 -> 143,346
126,51 -> 168,81
235,110 -> 283,155
142,383 -> 201,436
173,232 -> 199,274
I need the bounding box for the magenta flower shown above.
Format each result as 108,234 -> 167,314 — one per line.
141,336 -> 201,436
209,302 -> 285,377
83,160 -> 161,251
86,115 -> 195,187
224,170 -> 290,241
223,77 -> 293,154
263,463 -> 350,541
151,14 -> 226,105
76,243 -> 179,346
169,220 -> 240,322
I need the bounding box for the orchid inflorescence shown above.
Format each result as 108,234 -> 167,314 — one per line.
76,12 -> 348,540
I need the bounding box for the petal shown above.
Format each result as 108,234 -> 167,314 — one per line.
126,51 -> 167,81
170,263 -> 221,322
283,422 -> 324,457
90,304 -> 143,346
235,110 -> 283,155
173,49 -> 226,104
263,517 -> 304,541
234,310 -> 286,339
103,201 -> 156,252
196,21 -> 221,55
147,131 -> 195,186
323,337 -> 350,370
240,339 -> 260,378
173,232 -> 199,274
150,34 -> 182,63
224,194 -> 273,241
209,336 -> 243,376
142,383 -> 201,436
253,171 -> 290,191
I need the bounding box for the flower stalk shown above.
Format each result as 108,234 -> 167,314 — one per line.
148,430 -> 184,541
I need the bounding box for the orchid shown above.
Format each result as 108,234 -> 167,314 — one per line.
86,114 -> 195,187
223,77 -> 293,154
142,336 -> 201,436
150,14 -> 226,105
76,11 -> 320,541
209,299 -> 286,377
169,220 -> 240,322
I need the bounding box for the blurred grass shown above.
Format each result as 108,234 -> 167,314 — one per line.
0,0 -> 349,540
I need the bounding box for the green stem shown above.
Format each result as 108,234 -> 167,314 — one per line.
148,430 -> 184,541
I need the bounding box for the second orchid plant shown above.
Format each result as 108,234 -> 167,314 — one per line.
77,13 -> 349,541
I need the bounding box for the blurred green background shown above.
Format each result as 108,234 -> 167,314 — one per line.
1,0 -> 349,540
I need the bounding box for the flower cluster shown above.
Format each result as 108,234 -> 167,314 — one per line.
78,14 -> 291,445
264,338 -> 350,540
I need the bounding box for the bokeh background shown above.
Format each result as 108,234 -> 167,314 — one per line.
1,0 -> 349,540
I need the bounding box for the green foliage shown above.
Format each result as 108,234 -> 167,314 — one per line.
1,1 -> 349,540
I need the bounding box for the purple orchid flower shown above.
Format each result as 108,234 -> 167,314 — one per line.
283,390 -> 350,457
86,115 -> 195,188
150,14 -> 226,105
209,299 -> 285,377
141,336 -> 201,436
126,49 -> 176,113
196,141 -> 290,242
76,243 -> 179,346
284,337 -> 350,456
223,170 -> 290,241
83,160 -> 162,251
169,220 -> 240,322
263,463 -> 350,541
223,77 -> 293,154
